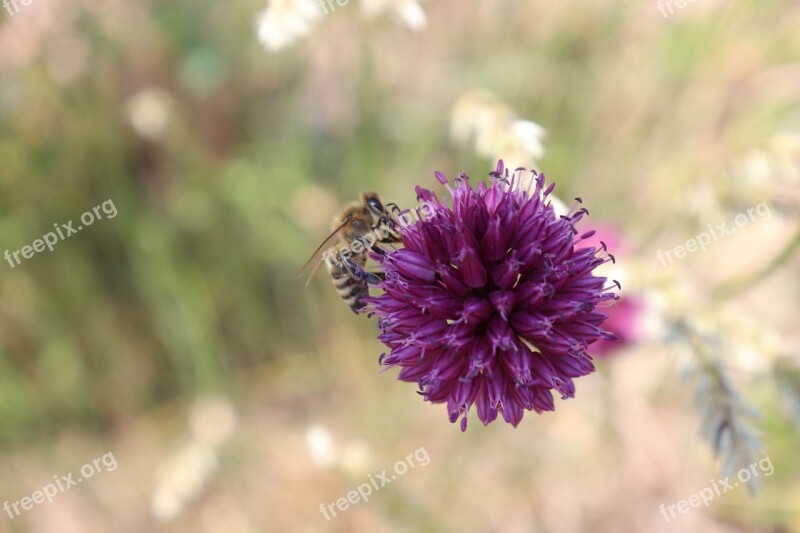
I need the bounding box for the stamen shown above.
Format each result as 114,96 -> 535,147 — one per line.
492,174 -> 511,186
559,216 -> 580,235
508,167 -> 522,190
596,300 -> 615,308
536,173 -> 545,194
565,197 -> 587,218
525,169 -> 537,197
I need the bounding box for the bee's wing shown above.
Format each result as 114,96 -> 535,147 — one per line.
302,256 -> 327,288
296,215 -> 352,285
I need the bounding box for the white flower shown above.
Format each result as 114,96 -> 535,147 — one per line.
305,424 -> 338,468
151,396 -> 237,522
451,90 -> 546,169
256,0 -> 322,52
512,120 -> 546,160
151,441 -> 218,522
360,0 -> 427,31
125,88 -> 172,141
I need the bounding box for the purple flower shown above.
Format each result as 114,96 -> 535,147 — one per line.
367,161 -> 619,430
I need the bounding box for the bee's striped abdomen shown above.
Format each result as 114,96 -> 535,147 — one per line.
326,255 -> 369,312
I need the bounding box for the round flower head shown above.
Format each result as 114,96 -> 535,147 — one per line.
367,161 -> 619,430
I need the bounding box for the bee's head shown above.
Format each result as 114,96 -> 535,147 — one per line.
362,192 -> 386,222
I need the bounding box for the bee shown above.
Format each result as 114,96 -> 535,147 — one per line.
297,192 -> 401,312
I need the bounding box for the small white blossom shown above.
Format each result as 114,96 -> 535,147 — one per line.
451,91 -> 546,169
125,88 -> 172,141
360,0 -> 428,31
256,0 -> 322,52
305,424 -> 338,468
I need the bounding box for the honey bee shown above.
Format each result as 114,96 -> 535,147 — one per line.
297,192 -> 401,312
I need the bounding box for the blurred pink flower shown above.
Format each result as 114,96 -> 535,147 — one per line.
576,224 -> 642,358
587,296 -> 642,357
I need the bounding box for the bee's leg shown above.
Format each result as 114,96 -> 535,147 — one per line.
369,245 -> 388,257
386,203 -> 403,215
379,229 -> 402,244
373,216 -> 392,230
343,255 -> 383,285
364,270 -> 385,283
382,235 -> 402,244
373,216 -> 403,244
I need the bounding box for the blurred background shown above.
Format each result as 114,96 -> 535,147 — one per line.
0,0 -> 799,531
